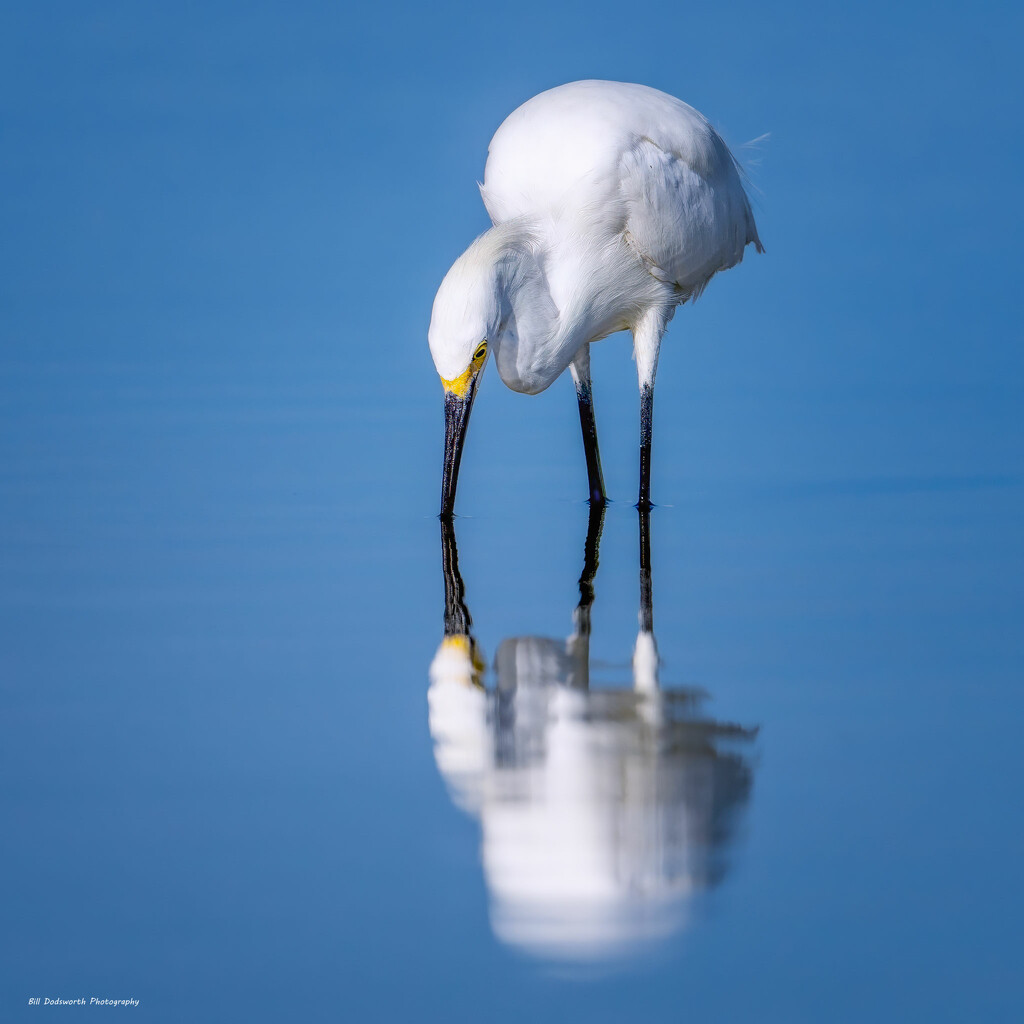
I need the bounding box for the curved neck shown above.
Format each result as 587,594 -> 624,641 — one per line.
488,224 -> 585,393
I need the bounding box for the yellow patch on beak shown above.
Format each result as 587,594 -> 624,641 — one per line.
441,343 -> 488,398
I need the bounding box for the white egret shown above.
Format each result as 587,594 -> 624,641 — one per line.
429,79 -> 763,516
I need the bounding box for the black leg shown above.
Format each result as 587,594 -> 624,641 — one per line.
575,376 -> 607,505
638,381 -> 654,509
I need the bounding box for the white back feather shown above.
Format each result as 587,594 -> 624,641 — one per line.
431,81 -> 762,393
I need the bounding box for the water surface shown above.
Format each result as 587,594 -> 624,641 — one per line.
3,2 -> 1023,1018
3,353 -> 1021,1020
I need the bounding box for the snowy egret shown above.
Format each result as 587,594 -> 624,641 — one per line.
428,510 -> 758,960
429,80 -> 763,516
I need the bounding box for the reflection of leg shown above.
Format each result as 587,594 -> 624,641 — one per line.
634,504 -> 659,691
574,501 -> 607,637
440,518 -> 472,638
570,345 -> 607,505
569,500 -> 605,691
638,504 -> 653,634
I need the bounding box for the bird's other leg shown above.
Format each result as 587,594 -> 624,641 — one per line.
633,308 -> 667,509
639,381 -> 655,509
569,345 -> 606,505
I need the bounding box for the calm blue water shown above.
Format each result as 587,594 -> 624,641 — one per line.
3,352 -> 1021,1020
3,3 -> 1023,1021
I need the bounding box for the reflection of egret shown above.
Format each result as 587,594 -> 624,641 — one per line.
428,510 -> 757,962
429,80 -> 763,515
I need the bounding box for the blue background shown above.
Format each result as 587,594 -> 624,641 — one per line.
2,1 -> 1022,1021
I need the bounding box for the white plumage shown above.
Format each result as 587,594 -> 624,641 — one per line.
481,80 -> 761,296
431,80 -> 762,513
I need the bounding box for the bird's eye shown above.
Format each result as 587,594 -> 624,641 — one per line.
474,343 -> 487,360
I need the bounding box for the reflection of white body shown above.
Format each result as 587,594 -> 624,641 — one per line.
428,632 -> 753,962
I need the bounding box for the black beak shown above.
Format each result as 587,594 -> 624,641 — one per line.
440,376 -> 479,518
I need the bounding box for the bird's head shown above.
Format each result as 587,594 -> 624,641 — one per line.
428,241 -> 506,517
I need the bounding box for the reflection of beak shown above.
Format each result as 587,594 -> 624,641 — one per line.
440,374 -> 480,517
430,634 -> 487,689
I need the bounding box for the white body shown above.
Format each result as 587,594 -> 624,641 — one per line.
429,80 -> 762,393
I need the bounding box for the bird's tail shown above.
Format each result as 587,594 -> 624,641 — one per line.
734,134 -> 768,254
